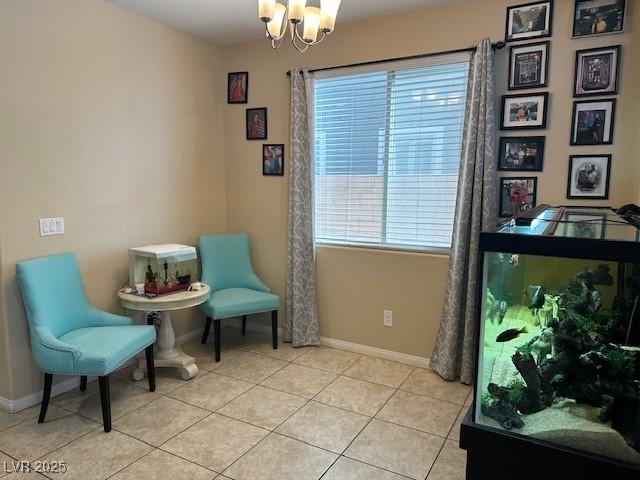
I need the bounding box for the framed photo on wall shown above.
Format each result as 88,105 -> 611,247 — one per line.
572,0 -> 626,38
263,144 -> 284,176
228,72 -> 248,104
574,45 -> 620,97
499,177 -> 538,217
505,1 -> 553,42
498,136 -> 545,171
567,154 -> 611,199
570,99 -> 616,145
509,41 -> 549,90
246,107 -> 267,140
501,93 -> 549,130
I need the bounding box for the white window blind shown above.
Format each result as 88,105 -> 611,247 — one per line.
313,54 -> 470,251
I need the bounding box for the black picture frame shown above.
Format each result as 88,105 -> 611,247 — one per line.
262,144 -> 284,176
500,92 -> 549,130
573,45 -> 621,97
508,41 -> 550,90
572,0 -> 626,38
570,99 -> 616,146
505,1 -> 554,42
567,154 -> 611,200
228,72 -> 248,104
498,136 -> 545,171
246,107 -> 268,140
499,177 -> 538,218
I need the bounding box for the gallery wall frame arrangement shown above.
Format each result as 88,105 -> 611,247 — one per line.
508,41 -> 550,90
572,0 -> 627,38
573,45 -> 621,97
570,98 -> 616,146
498,136 -> 545,171
501,92 -> 549,130
246,107 -> 268,140
505,1 -> 553,42
228,71 -> 249,104
499,177 -> 538,217
262,144 -> 284,176
567,154 -> 611,200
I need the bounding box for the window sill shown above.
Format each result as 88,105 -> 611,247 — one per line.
314,241 -> 451,257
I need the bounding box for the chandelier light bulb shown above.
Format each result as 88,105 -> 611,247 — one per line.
288,0 -> 307,24
258,0 -> 276,22
319,0 -> 341,33
266,3 -> 287,39
302,6 -> 321,42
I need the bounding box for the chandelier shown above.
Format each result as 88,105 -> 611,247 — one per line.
258,0 -> 341,52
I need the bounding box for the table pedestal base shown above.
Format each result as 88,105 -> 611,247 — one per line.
132,310 -> 199,381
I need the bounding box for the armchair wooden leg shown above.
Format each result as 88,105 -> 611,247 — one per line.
214,318 -> 221,362
242,315 -> 247,336
80,375 -> 87,392
145,345 -> 156,392
98,376 -> 111,432
38,373 -> 52,424
202,316 -> 212,344
271,310 -> 278,350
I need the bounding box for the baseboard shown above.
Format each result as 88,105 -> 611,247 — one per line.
237,319 -> 430,369
1,321 -> 429,414
0,375 -> 83,414
319,336 -> 430,368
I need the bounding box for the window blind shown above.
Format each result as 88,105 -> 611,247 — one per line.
313,54 -> 470,251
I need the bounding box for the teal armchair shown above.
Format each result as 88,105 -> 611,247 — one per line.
199,234 -> 279,361
16,253 -> 156,432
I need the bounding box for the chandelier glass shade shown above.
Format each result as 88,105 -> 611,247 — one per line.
258,0 -> 341,52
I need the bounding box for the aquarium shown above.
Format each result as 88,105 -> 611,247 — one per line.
128,244 -> 198,296
475,207 -> 640,466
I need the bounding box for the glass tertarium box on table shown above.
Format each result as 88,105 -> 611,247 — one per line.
128,244 -> 198,296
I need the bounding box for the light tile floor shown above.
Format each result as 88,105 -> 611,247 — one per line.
0,327 -> 470,480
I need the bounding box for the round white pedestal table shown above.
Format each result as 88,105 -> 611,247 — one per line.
117,284 -> 210,380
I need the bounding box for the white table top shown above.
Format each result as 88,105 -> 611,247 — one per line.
117,284 -> 210,312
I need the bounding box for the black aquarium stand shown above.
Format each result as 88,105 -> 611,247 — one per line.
460,407 -> 640,480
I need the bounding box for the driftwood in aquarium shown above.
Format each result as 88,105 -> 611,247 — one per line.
481,383 -> 524,430
511,351 -> 552,414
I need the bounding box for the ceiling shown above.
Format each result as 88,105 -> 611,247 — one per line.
106,0 -> 451,45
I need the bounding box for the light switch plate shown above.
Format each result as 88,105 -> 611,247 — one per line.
39,217 -> 65,236
384,310 -> 393,327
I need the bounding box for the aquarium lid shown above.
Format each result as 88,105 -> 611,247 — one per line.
129,244 -> 197,260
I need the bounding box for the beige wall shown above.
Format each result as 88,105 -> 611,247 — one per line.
222,0 -> 639,358
0,0 -> 226,400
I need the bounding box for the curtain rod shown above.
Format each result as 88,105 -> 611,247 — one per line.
286,41 -> 506,76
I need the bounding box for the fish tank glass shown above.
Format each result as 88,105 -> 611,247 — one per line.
128,244 -> 198,296
475,207 -> 640,466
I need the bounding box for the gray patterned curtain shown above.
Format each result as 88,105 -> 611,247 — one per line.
431,39 -> 497,384
285,67 -> 321,347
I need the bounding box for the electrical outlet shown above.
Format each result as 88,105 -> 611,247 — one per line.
384,310 -> 393,327
39,217 -> 65,237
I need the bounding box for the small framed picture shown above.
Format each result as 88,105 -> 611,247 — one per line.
499,177 -> 538,217
509,41 -> 549,90
228,72 -> 248,104
563,212 -> 606,239
501,93 -> 549,130
505,1 -> 553,42
263,144 -> 284,176
574,46 -> 620,97
567,154 -> 611,199
498,136 -> 545,171
572,0 -> 626,38
570,99 -> 616,146
246,107 -> 267,140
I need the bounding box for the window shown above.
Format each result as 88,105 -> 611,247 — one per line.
313,54 -> 470,251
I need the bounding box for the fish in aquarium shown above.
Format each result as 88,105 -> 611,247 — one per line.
496,327 -> 528,343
